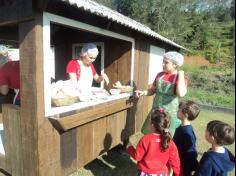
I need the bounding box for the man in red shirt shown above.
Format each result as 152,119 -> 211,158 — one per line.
0,45 -> 20,105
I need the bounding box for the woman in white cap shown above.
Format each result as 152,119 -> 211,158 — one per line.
0,45 -> 20,105
136,51 -> 187,135
66,43 -> 109,96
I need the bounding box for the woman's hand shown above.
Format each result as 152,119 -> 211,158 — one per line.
135,89 -> 149,98
94,73 -> 110,85
101,73 -> 109,85
135,90 -> 146,98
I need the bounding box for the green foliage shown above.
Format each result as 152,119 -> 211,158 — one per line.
93,0 -> 115,9
94,0 -> 235,108
183,88 -> 235,108
182,64 -> 235,108
94,0 -> 235,65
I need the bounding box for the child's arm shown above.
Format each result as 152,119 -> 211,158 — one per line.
194,153 -> 213,176
182,133 -> 199,169
127,137 -> 147,161
168,141 -> 182,176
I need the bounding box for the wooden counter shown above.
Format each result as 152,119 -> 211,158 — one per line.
49,96 -> 134,132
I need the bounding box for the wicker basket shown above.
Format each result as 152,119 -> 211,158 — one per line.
52,96 -> 78,107
114,85 -> 133,93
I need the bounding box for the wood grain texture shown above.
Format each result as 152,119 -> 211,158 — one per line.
133,40 -> 152,131
2,104 -> 22,175
49,97 -> 134,132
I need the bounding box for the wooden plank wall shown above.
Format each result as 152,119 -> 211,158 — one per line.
0,105 -> 21,175
32,108 -> 133,176
105,40 -> 131,87
133,40 -> 153,131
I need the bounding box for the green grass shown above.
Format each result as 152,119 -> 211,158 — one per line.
192,110 -> 235,176
69,110 -> 235,176
183,88 -> 235,108
181,64 -> 235,108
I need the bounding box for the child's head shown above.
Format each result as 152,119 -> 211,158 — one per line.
151,108 -> 171,151
205,120 -> 235,146
178,101 -> 200,121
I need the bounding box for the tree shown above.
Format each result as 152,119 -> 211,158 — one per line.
94,0 -> 114,9
94,0 -> 235,64
230,0 -> 235,18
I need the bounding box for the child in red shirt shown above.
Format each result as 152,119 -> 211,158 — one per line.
127,108 -> 182,176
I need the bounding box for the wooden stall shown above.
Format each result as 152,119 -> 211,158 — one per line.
0,0 -> 184,175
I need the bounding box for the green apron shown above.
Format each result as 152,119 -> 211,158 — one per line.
141,73 -> 181,135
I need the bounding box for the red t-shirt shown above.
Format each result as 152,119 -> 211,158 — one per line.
66,59 -> 97,80
127,133 -> 182,175
151,72 -> 188,94
0,61 -> 20,99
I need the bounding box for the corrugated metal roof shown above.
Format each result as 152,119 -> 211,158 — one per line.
60,0 -> 185,49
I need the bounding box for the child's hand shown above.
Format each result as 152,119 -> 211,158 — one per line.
126,141 -> 133,148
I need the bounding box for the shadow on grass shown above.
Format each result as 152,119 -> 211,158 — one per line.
83,145 -> 137,176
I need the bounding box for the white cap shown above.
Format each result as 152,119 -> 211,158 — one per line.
0,45 -> 9,65
0,45 -> 8,56
80,43 -> 99,57
164,51 -> 184,66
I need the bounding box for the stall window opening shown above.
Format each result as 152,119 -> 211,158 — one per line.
43,12 -> 135,117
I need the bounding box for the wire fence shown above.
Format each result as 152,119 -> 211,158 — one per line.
197,103 -> 235,115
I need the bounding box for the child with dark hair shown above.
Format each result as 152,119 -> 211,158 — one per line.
173,101 -> 200,176
127,108 -> 182,176
194,120 -> 235,176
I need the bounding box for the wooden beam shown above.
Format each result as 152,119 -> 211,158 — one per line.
0,0 -> 33,26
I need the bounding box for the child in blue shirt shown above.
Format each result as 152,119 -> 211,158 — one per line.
194,120 -> 235,176
173,101 -> 200,176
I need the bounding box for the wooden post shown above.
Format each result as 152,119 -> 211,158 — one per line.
19,12 -> 44,176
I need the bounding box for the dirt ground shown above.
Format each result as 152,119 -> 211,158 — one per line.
184,55 -> 213,66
